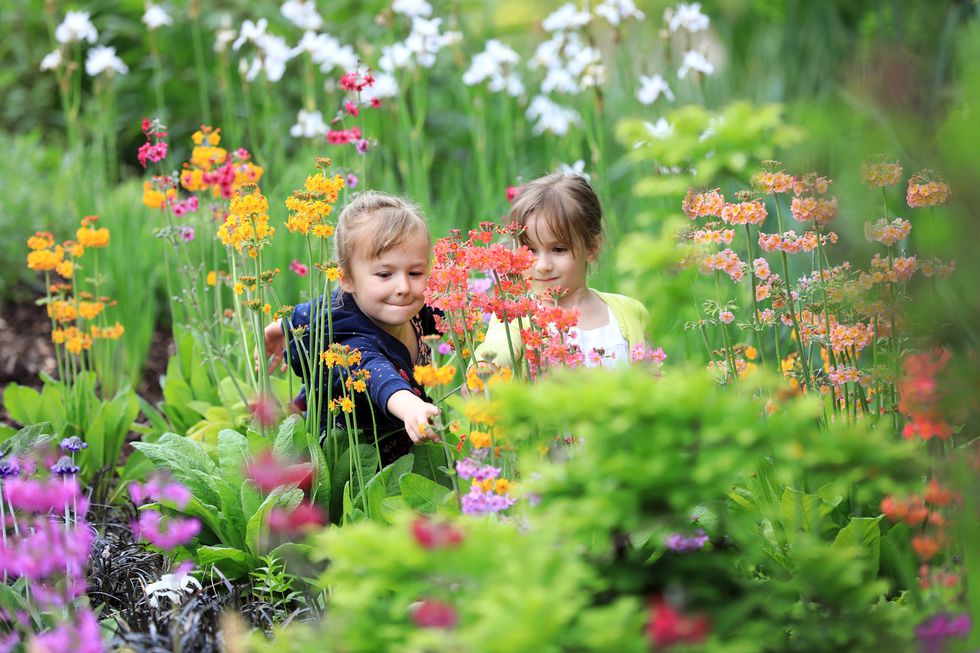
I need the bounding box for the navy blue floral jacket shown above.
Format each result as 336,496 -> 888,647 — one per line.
284,289 -> 438,464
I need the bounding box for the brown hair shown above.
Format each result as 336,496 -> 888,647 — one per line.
334,191 -> 430,276
509,170 -> 603,258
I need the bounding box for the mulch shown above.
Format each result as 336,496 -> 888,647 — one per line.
0,300 -> 170,429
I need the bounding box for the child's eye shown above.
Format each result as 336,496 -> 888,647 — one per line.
375,272 -> 391,278
409,271 -> 425,277
553,247 -> 568,253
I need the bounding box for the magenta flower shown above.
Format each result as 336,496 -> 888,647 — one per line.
411,598 -> 457,629
346,173 -> 358,189
289,259 -> 309,277
460,487 -> 515,515
29,607 -> 105,653
665,530 -> 709,553
134,510 -> 201,549
3,477 -> 83,513
915,613 -> 971,653
129,475 -> 192,509
437,342 -> 452,356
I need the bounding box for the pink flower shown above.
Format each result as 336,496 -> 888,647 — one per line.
268,501 -> 326,535
436,342 -> 452,356
411,517 -> 463,549
134,510 -> 201,549
411,598 -> 458,629
343,101 -> 359,116
289,259 -> 309,277
718,311 -> 735,324
370,97 -> 381,108
346,173 -> 359,189
247,450 -> 313,493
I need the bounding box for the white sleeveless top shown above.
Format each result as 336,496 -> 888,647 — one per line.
569,306 -> 629,368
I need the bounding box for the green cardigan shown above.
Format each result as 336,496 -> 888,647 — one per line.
473,290 -> 649,367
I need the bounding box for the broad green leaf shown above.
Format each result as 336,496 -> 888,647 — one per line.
330,444 -> 379,520
246,486 -> 304,555
779,488 -> 835,542
2,383 -> 40,425
274,414 -> 306,459
411,443 -> 452,487
196,545 -> 258,579
0,422 -> 55,458
832,516 -> 883,577
38,382 -> 68,435
399,472 -> 452,514
241,482 -> 263,524
380,496 -> 409,522
217,429 -> 250,488
132,433 -> 220,505
306,430 -> 331,511
0,426 -> 15,445
136,394 -> 169,435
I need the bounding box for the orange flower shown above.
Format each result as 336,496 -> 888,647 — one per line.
27,231 -> 55,251
924,479 -> 954,507
911,534 -> 940,561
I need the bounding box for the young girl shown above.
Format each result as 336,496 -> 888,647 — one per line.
475,170 -> 649,369
264,191 -> 439,465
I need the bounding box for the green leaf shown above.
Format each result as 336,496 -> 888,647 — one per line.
246,486 -> 304,555
2,383 -> 40,425
411,443 -> 452,487
0,426 -> 15,446
137,394 -> 170,435
241,482 -> 264,524
274,414 -> 306,459
196,545 -> 258,579
330,444 -> 379,520
217,429 -> 250,489
832,516 -> 883,577
399,472 -> 452,514
38,382 -> 68,435
305,430 -> 330,511
132,433 -> 220,505
779,488 -> 836,542
0,422 -> 55,458
380,495 -> 409,522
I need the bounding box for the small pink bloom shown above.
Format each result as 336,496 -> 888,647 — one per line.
289,259 -> 309,277
719,311 -> 735,324
343,101 -> 359,116
412,598 -> 457,629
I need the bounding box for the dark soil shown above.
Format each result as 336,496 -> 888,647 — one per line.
0,300 -> 171,429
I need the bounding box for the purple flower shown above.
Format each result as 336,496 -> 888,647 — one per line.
51,456 -> 80,476
60,436 -> 87,452
461,487 -> 515,515
355,139 -> 369,155
0,457 -> 20,479
468,277 -> 493,295
915,613 -> 971,653
455,458 -> 500,481
665,530 -> 709,553
30,607 -> 105,653
129,475 -> 192,509
134,510 -> 200,549
346,173 -> 358,189
178,226 -> 195,242
3,477 -> 83,513
437,342 -> 452,356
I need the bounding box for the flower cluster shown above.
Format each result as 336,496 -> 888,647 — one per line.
864,217 -> 911,246
682,188 -> 724,219
137,117 -> 168,168
456,457 -> 516,515
284,159 -> 345,236
898,349 -> 952,441
217,184 -> 275,256
179,126 -> 263,199
129,474 -> 201,550
861,161 -> 903,188
721,200 -> 767,225
906,170 -> 950,208
882,479 -> 955,562
414,363 -> 456,387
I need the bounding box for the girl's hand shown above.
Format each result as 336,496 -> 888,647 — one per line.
387,390 -> 440,444
257,320 -> 287,374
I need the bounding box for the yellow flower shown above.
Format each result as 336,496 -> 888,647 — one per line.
47,299 -> 77,323
51,328 -> 65,344
77,301 -> 105,320
262,303 -> 271,314
339,396 -> 355,413
320,350 -> 341,367
76,226 -> 109,249
206,271 -> 217,286
56,260 -> 73,279
312,223 -> 335,239
325,266 -> 342,282
27,246 -> 64,271
414,364 -> 456,387
27,232 -> 55,251
744,346 -> 757,361
468,431 -> 491,449
494,478 -> 511,495
233,282 -> 244,295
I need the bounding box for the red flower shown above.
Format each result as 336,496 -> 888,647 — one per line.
411,517 -> 463,549
371,97 -> 381,108
246,450 -> 313,493
646,598 -> 709,648
412,598 -> 457,629
344,101 -> 359,117
268,501 -> 326,535
506,185 -> 522,203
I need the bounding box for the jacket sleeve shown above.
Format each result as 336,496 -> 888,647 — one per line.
330,333 -> 415,421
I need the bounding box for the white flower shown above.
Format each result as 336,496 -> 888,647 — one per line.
542,67 -> 580,95
580,63 -> 605,88
542,3 -> 591,32
404,16 -> 446,68
282,0 -> 323,31
526,95 -> 581,136
559,159 -> 590,180
40,49 -> 62,72
142,5 -> 173,31
233,18 -> 268,51
677,50 -> 714,78
55,11 -> 98,45
530,35 -> 564,70
392,0 -> 432,18
643,117 -> 673,140
595,0 -> 645,26
293,32 -> 358,73
144,571 -> 202,609
637,74 -> 674,104
290,109 -> 329,138
214,26 -> 237,53
243,33 -> 294,82
359,72 -> 399,102
666,2 -> 709,33
486,72 -> 525,97
379,41 -> 413,72
85,45 -> 128,77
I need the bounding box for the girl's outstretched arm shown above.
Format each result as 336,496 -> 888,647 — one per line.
386,390 -> 439,443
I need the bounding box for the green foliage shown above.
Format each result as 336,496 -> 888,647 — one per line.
2,372 -> 138,496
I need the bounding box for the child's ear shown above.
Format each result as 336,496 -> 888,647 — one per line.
585,237 -> 602,263
339,272 -> 355,294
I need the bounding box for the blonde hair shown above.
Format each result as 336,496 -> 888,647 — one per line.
509,170 -> 603,258
334,191 -> 430,275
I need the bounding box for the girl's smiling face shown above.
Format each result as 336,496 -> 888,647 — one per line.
340,232 -> 430,335
524,214 -> 595,296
